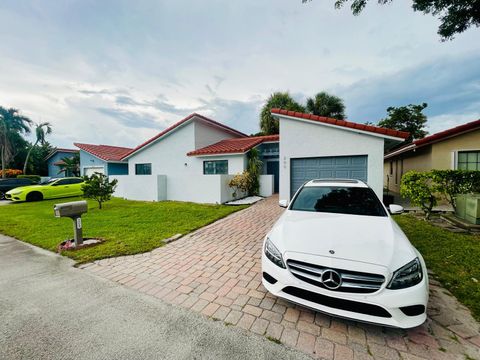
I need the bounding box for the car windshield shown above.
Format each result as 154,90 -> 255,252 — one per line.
40,178 -> 58,185
290,186 -> 387,217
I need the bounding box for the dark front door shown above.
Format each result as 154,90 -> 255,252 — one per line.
267,161 -> 279,193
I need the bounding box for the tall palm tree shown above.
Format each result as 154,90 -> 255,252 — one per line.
260,92 -> 305,135
0,107 -> 32,178
306,92 -> 346,120
23,122 -> 52,174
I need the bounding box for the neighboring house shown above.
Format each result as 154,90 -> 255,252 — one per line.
45,148 -> 79,178
112,111 -> 407,204
384,118 -> 480,193
74,143 -> 132,176
271,109 -> 408,201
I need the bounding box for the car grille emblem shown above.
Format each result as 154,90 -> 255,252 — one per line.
329,250 -> 335,254
321,269 -> 342,290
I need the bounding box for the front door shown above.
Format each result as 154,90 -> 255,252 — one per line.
266,161 -> 279,193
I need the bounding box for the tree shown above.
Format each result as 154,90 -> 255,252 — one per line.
82,173 -> 118,209
306,92 -> 346,119
58,153 -> 80,177
323,0 -> 480,41
0,107 -> 32,178
400,171 -> 437,220
23,122 -> 52,174
260,92 -> 305,135
247,148 -> 263,196
377,103 -> 428,142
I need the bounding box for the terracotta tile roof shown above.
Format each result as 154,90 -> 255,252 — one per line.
413,118 -> 480,146
123,113 -> 248,159
385,118 -> 480,159
271,108 -> 410,140
74,143 -> 132,162
45,148 -> 78,160
187,135 -> 279,156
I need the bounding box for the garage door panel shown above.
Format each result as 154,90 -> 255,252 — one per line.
290,155 -> 368,197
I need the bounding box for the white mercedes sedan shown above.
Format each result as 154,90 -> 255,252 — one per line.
261,179 -> 428,329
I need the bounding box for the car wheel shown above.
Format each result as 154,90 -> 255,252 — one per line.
26,192 -> 43,202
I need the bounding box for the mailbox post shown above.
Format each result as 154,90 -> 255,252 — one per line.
54,201 -> 88,247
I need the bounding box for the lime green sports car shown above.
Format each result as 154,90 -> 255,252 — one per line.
5,177 -> 85,202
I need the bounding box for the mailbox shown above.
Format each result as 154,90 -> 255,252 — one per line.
54,201 -> 88,218
54,200 -> 88,247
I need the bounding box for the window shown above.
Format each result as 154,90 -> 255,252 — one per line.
290,186 -> 387,217
53,179 -> 70,186
135,163 -> 152,175
68,178 -> 83,184
203,160 -> 228,175
457,151 -> 480,170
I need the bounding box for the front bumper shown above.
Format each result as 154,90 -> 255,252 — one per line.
261,253 -> 428,329
5,193 -> 23,201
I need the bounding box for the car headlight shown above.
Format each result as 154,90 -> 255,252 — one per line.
264,238 -> 286,268
387,258 -> 423,290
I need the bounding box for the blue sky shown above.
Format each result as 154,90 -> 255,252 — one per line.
0,0 -> 479,148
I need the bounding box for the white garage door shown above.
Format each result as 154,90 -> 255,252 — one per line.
291,155 -> 368,196
84,166 -> 105,177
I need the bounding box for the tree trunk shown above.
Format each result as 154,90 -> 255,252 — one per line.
23,140 -> 38,175
0,145 -> 5,179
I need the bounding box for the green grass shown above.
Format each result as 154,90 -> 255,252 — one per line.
0,197 -> 246,264
394,214 -> 480,321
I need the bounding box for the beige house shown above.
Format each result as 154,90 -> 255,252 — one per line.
384,119 -> 480,193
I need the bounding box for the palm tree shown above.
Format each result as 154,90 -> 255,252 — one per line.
306,92 -> 346,120
0,107 -> 32,178
23,122 -> 52,174
260,92 -> 305,135
57,153 -> 80,177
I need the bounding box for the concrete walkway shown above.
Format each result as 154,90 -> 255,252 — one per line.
0,234 -> 310,360
85,196 -> 480,360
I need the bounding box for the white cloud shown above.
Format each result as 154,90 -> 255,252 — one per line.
0,0 -> 479,148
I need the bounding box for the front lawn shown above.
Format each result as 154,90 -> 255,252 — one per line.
0,197 -> 246,264
395,214 -> 480,321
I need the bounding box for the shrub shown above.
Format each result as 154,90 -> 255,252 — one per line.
81,173 -> 118,209
0,169 -> 23,178
431,170 -> 480,210
247,148 -> 263,196
400,171 -> 437,220
17,174 -> 41,183
228,171 -> 253,198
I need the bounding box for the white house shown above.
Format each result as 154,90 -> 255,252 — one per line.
111,110 -> 408,204
271,109 -> 409,200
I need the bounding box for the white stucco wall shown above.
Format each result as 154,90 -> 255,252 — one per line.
279,118 -> 385,201
259,175 -> 274,197
121,117 -> 248,203
112,175 -> 166,201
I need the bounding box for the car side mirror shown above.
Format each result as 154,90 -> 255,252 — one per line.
389,204 -> 404,215
279,200 -> 288,208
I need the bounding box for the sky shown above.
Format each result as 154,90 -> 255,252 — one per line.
0,0 -> 479,148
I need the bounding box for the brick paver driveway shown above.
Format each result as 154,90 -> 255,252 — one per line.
83,196 -> 480,360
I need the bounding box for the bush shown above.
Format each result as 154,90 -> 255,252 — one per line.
431,170 -> 480,210
228,171 -> 253,198
247,148 -> 263,196
17,174 -> 41,183
81,173 -> 118,209
0,169 -> 22,178
400,171 -> 437,219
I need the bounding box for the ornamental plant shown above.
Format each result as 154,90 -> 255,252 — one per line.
400,171 -> 437,220
228,171 -> 253,198
431,170 -> 480,210
0,169 -> 22,178
82,173 -> 118,209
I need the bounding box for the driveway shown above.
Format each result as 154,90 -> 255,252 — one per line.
85,195 -> 480,360
0,234 -> 310,360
